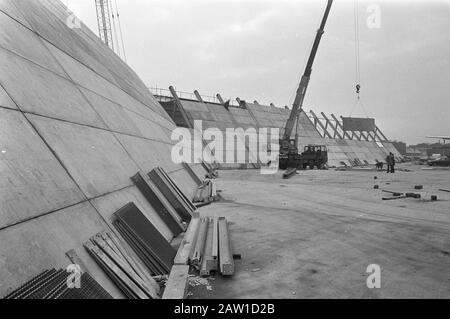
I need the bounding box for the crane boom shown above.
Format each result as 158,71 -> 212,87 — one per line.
95,0 -> 114,51
283,0 -> 333,140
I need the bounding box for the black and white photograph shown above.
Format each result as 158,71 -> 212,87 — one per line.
0,0 -> 449,308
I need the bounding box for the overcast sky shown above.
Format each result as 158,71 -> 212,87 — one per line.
68,0 -> 449,145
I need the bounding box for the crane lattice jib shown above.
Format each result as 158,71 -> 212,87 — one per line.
95,0 -> 114,51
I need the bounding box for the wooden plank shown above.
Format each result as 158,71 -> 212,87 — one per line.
92,236 -> 159,299
200,219 -> 216,277
84,241 -> 149,299
218,217 -> 235,276
174,213 -> 200,265
103,231 -> 160,294
191,218 -> 209,268
162,265 -> 190,299
211,218 -> 219,270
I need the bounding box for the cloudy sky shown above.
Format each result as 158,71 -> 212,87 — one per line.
68,0 -> 449,145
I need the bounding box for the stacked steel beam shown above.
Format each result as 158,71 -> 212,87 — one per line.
173,215 -> 235,278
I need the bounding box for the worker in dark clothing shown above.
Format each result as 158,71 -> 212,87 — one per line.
386,153 -> 395,173
390,153 -> 396,173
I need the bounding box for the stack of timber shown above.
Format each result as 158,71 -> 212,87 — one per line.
193,179 -> 220,206
2,269 -> 113,300
113,203 -> 177,277
164,215 -> 235,299
149,167 -> 197,223
84,230 -> 161,299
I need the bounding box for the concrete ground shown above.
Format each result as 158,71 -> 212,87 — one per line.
188,164 -> 450,299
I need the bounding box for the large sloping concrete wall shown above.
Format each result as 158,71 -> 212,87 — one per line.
162,96 -> 401,168
0,0 -> 205,297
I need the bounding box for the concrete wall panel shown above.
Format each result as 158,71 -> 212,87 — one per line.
0,109 -> 84,229
0,12 -> 66,77
0,48 -> 107,128
28,116 -> 140,199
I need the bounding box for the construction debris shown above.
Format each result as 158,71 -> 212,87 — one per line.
382,190 -> 404,197
382,196 -> 407,201
188,275 -> 214,290
193,179 -> 220,204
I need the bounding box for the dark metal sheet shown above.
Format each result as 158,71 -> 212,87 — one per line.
148,169 -> 192,222
131,172 -> 184,236
114,203 -> 176,272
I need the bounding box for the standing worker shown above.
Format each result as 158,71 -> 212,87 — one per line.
390,153 -> 396,173
386,153 -> 395,173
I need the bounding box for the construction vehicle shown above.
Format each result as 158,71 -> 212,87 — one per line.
279,0 -> 332,170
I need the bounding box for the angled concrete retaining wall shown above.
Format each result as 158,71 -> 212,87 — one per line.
0,0 -> 206,297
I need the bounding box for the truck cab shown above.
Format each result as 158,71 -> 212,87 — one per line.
279,142 -> 328,170
301,145 -> 328,169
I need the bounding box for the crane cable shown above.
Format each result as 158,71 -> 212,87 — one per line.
350,0 -> 369,118
354,0 -> 361,99
109,0 -> 121,58
114,0 -> 127,62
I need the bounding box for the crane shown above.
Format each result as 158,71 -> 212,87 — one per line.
95,0 -> 127,61
279,0 -> 333,171
95,0 -> 114,51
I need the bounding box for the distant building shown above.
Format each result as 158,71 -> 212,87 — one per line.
405,147 -> 423,158
392,141 -> 407,155
407,143 -> 450,158
426,144 -> 450,157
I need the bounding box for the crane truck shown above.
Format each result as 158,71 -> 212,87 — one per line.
279,0 -> 333,171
